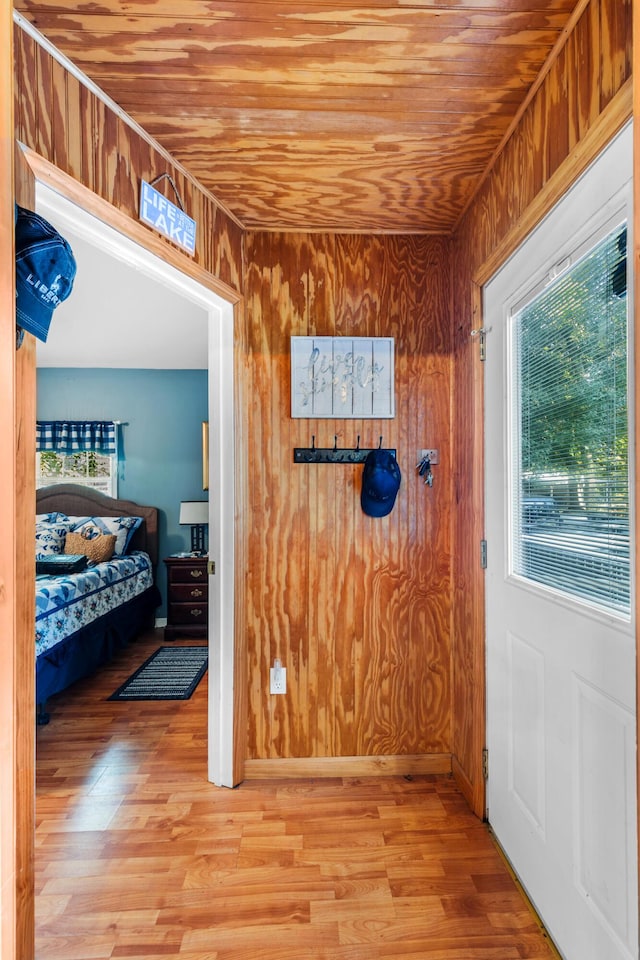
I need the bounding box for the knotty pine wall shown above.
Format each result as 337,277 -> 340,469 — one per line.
244,233 -> 453,764
450,0 -> 632,815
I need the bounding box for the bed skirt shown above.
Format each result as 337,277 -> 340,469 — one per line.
36,584 -> 161,720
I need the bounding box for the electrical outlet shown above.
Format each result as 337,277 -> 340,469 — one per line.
420,448 -> 439,465
270,660 -> 287,694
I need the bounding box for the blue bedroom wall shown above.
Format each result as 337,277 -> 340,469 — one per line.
36,367 -> 209,617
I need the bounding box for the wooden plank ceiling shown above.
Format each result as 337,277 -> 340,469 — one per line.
15,0 -> 582,233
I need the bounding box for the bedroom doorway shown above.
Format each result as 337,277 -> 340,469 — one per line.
33,179 -> 238,788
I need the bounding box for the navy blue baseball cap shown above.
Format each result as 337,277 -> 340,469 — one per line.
15,205 -> 76,342
361,449 -> 401,517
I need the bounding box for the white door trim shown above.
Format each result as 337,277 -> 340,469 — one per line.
35,182 -> 237,787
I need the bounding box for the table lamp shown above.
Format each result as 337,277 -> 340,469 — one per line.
179,500 -> 208,555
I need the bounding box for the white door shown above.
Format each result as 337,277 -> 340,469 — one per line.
484,124 -> 637,960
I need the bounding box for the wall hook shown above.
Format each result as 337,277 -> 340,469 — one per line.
378,436 -> 383,449
356,435 -> 361,451
333,435 -> 339,452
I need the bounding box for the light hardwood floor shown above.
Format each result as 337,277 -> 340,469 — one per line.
35,629 -> 558,960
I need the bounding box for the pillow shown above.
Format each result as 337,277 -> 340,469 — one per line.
65,530 -> 116,565
66,515 -> 143,556
36,512 -> 69,524
35,520 -> 72,558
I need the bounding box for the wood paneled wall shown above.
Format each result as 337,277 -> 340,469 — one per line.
13,26 -> 244,294
244,233 -> 453,766
450,0 -> 632,815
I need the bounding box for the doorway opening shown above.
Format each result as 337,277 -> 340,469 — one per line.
34,181 -> 237,787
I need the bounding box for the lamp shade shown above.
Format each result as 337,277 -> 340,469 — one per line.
179,500 -> 208,525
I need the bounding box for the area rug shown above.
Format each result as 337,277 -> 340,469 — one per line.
109,646 -> 208,701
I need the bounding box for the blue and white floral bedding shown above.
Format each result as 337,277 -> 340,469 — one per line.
36,551 -> 153,657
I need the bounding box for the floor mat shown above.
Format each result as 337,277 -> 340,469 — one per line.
108,645 -> 208,700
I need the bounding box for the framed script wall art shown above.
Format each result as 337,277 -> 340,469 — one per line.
291,337 -> 395,419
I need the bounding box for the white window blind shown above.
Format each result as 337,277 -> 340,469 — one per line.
511,221 -> 629,615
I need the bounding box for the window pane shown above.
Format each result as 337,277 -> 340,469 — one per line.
511,222 -> 629,615
36,450 -> 117,497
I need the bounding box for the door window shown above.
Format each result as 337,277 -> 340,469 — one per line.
510,222 -> 629,616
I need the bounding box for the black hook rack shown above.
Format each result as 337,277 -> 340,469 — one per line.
294,436 -> 395,464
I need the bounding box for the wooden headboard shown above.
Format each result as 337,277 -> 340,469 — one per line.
36,484 -> 159,567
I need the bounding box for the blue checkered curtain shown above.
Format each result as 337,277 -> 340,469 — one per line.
36,421 -> 117,455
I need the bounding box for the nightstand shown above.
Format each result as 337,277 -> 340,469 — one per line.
164,555 -> 208,640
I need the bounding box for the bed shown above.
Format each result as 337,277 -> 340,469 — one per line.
35,484 -> 161,722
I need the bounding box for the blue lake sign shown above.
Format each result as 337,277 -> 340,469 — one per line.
139,180 -> 196,255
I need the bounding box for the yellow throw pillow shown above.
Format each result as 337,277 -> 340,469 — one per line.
65,531 -> 116,564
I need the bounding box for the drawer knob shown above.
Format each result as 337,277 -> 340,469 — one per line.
190,608 -> 203,618
190,588 -> 203,598
190,569 -> 204,579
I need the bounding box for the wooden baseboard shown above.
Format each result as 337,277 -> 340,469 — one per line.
243,753 -> 452,780
452,755 -> 485,820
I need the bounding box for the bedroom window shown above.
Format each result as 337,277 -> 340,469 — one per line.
35,420 -> 118,497
35,450 -> 117,497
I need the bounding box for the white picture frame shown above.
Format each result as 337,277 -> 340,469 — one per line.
291,336 -> 395,419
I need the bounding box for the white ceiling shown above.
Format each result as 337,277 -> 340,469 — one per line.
35,196 -> 209,370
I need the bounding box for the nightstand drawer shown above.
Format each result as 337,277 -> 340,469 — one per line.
170,564 -> 208,584
168,602 -> 208,625
170,582 -> 208,602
